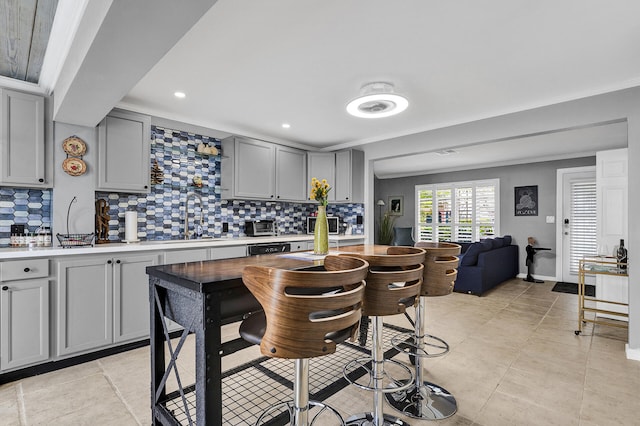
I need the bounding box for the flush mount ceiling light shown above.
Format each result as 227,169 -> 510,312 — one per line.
174,91 -> 186,98
346,82 -> 409,118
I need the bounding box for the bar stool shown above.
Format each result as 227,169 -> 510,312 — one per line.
239,255 -> 369,426
339,246 -> 426,426
387,242 -> 460,420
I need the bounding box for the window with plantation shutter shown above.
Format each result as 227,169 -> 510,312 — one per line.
569,181 -> 597,274
416,179 -> 499,242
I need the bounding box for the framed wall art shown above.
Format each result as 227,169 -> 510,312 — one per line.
388,195 -> 404,216
515,185 -> 538,216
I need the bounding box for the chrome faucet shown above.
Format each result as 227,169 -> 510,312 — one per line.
184,192 -> 204,240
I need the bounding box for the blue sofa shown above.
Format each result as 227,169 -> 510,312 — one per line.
453,236 -> 519,296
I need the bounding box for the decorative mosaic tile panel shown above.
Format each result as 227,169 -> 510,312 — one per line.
99,125 -> 364,241
0,188 -> 52,245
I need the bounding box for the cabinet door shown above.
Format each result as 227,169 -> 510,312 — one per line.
57,257 -> 113,356
275,146 -> 306,201
335,149 -> 364,203
164,248 -> 209,265
1,278 -> 49,370
0,89 -> 47,187
235,138 -> 276,199
307,152 -> 336,202
113,253 -> 160,343
97,110 -> 151,193
334,150 -> 352,202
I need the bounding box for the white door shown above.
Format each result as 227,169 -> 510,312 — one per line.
558,167 -> 597,284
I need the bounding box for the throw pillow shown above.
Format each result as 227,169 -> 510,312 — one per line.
460,242 -> 483,266
503,235 -> 512,245
494,237 -> 505,248
480,239 -> 494,251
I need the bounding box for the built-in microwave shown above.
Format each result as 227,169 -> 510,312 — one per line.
307,216 -> 340,234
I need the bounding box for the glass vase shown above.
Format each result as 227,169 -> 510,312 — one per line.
314,205 -> 329,255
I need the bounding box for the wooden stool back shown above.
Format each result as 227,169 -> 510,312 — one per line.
415,242 -> 461,296
242,255 -> 368,359
339,246 -> 425,317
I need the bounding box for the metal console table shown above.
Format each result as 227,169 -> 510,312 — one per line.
575,257 -> 628,335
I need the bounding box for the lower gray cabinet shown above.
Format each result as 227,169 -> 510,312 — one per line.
0,278 -> 49,371
57,253 -> 160,356
114,253 -> 160,343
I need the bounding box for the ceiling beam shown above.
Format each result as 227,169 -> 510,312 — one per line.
53,0 -> 218,127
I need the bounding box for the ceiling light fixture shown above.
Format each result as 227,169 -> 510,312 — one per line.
282,123 -> 291,129
174,91 -> 186,98
346,82 -> 409,119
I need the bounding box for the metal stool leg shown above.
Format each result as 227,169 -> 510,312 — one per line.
255,358 -> 345,425
346,316 -> 411,426
386,297 -> 457,420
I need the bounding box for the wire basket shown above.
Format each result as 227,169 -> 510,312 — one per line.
57,233 -> 95,248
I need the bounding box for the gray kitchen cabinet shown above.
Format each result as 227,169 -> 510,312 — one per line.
335,149 -> 364,203
221,136 -> 307,201
0,88 -> 49,188
222,136 -> 275,200
307,152 -> 336,202
57,252 -> 160,356
97,109 -> 151,193
275,145 -> 307,201
113,253 -> 160,343
209,245 -> 248,259
1,271 -> 49,371
57,256 -> 113,356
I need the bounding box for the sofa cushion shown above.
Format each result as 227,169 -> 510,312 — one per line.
480,239 -> 494,251
493,237 -> 505,248
459,242 -> 484,266
503,235 -> 512,245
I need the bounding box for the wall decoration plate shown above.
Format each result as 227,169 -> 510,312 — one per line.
62,157 -> 87,176
62,136 -> 87,156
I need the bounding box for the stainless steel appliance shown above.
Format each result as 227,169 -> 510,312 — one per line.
245,219 -> 276,236
307,216 -> 340,234
247,242 -> 291,256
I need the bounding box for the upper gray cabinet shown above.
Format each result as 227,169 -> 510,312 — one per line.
97,109 -> 151,193
0,89 -> 49,188
221,136 -> 307,201
308,149 -> 364,203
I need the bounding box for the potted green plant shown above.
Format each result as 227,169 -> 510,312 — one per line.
378,211 -> 396,245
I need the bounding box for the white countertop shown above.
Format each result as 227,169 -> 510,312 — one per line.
0,234 -> 365,259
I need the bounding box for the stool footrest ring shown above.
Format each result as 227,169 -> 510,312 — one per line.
254,399 -> 345,425
391,331 -> 450,358
343,357 -> 414,394
345,412 -> 412,426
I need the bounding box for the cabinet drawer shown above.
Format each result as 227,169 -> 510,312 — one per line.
1,259 -> 49,281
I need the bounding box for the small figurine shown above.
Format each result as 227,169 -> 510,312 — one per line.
524,236 -> 551,283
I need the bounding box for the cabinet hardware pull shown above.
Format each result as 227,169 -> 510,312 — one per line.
23,267 -> 30,272
2,286 -> 8,291
38,178 -> 44,183
116,260 -> 121,264
107,260 -> 112,264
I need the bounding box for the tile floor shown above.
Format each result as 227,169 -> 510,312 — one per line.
1,278 -> 638,425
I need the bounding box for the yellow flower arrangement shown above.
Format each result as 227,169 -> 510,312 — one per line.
309,177 -> 331,206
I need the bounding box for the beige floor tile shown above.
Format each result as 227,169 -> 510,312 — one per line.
20,360 -> 102,395
0,382 -> 17,402
580,385 -> 640,425
475,391 -> 580,426
22,373 -> 134,425
530,326 -> 593,351
0,398 -> 20,425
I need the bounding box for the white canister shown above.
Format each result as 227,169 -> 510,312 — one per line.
124,211 -> 138,242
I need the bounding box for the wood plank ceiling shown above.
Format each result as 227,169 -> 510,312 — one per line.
0,0 -> 58,84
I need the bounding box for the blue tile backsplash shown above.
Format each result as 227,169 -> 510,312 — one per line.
97,126 -> 364,241
0,189 -> 52,244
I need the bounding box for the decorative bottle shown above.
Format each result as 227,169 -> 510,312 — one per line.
616,239 -> 628,270
313,205 -> 329,255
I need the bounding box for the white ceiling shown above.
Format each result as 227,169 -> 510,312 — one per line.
15,0 -> 640,178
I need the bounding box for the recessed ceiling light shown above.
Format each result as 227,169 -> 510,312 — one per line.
174,91 -> 186,98
282,123 -> 291,129
346,82 -> 408,119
